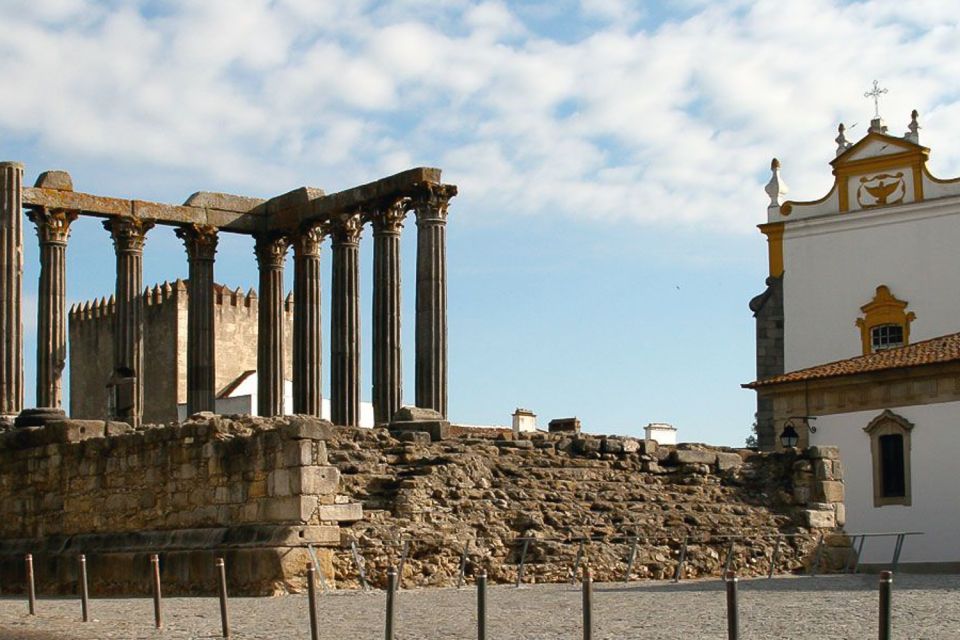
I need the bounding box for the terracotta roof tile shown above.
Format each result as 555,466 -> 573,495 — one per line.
744,332 -> 960,388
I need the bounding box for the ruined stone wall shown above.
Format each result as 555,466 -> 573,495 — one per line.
0,415 -> 350,595
325,428 -> 846,588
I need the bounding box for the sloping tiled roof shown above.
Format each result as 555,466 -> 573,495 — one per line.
744,332 -> 960,388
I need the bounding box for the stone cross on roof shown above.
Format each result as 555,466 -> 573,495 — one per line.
864,80 -> 888,119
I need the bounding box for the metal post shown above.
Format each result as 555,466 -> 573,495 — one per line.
723,540 -> 736,576
307,563 -> 319,640
458,543 -> 470,589
624,536 -> 638,583
516,538 -> 530,588
385,567 -> 397,640
571,539 -> 585,585
768,536 -> 782,579
878,570 -> 893,640
306,544 -> 329,594
477,570 -> 487,640
216,557 -> 230,639
351,540 -> 370,591
851,535 -> 866,574
25,554 -> 35,615
673,538 -> 688,583
396,539 -> 409,591
725,570 -> 739,640
78,555 -> 89,622
582,565 -> 593,640
809,533 -> 825,577
151,554 -> 162,629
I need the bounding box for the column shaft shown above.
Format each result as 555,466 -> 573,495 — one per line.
255,235 -> 287,417
372,201 -> 406,424
29,209 -> 77,409
0,162 -> 23,420
414,186 -> 456,418
104,217 -> 154,428
330,214 -> 362,427
293,227 -> 324,416
177,225 -> 218,415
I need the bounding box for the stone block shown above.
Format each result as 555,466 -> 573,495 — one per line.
835,502 -> 846,527
268,469 -> 292,497
621,438 -> 640,454
318,503 -> 363,523
284,440 -> 326,467
392,406 -> 443,422
805,508 -> 836,529
715,452 -> 744,471
34,170 -> 73,191
816,480 -> 844,503
808,445 -> 840,460
281,417 -> 333,441
261,496 -> 316,523
45,420 -> 105,443
495,439 -> 534,449
105,421 -> 132,436
291,466 -> 340,496
390,420 -> 450,442
793,486 -> 810,504
548,417 -> 581,433
814,459 -> 832,480
601,438 -> 624,454
395,431 -> 431,445
671,449 -> 715,465
832,461 -> 844,481
573,437 -> 600,454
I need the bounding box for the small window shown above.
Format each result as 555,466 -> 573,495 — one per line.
871,324 -> 904,351
864,411 -> 912,507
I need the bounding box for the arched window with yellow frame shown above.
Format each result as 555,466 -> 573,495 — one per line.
855,286 -> 916,355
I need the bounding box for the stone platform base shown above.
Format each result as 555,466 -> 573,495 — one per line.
0,525 -> 337,596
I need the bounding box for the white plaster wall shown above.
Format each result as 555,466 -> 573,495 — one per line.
810,402 -> 960,564
782,199 -> 960,371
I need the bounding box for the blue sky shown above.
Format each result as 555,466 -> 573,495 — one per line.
3,0 -> 960,445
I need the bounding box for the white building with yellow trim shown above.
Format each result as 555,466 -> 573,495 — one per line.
746,110 -> 960,569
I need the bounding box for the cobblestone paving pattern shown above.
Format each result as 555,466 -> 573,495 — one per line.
0,574 -> 957,639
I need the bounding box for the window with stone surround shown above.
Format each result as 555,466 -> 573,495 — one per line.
864,410 -> 913,507
871,324 -> 904,352
856,286 -> 915,355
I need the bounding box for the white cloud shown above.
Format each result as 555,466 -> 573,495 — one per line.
1,0 -> 959,233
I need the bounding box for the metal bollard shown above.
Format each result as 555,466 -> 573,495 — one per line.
879,570 -> 893,640
385,567 -> 397,640
25,554 -> 36,615
477,570 -> 487,640
151,554 -> 163,629
79,555 -> 90,622
725,570 -> 739,640
582,565 -> 593,640
216,557 -> 230,638
307,563 -> 319,640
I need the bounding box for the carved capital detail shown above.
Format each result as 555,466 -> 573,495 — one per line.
293,224 -> 326,258
372,197 -> 410,235
28,208 -> 79,245
103,217 -> 155,253
413,184 -> 457,225
254,234 -> 289,270
330,212 -> 363,246
176,224 -> 219,261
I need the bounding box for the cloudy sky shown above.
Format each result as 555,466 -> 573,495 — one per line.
2,0 -> 959,444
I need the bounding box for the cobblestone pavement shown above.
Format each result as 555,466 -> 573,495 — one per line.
0,574 -> 958,639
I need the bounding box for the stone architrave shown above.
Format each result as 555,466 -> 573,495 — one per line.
28,208 -> 78,409
371,198 -> 407,425
413,185 -> 456,418
330,213 -> 362,427
176,224 -> 219,415
255,235 -> 288,418
0,162 -> 24,422
104,217 -> 154,428
292,225 -> 325,416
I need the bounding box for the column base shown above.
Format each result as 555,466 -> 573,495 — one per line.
0,414 -> 14,430
14,407 -> 67,428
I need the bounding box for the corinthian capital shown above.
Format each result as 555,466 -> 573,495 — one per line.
103,217 -> 155,253
28,208 -> 79,245
176,224 -> 219,261
412,184 -> 458,224
293,224 -> 326,258
372,197 -> 410,235
254,234 -> 289,270
330,212 -> 363,246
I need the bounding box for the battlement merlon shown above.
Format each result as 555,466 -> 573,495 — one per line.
21,167 -> 454,236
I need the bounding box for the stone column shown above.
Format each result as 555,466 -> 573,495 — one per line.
176,224 -> 219,416
28,208 -> 78,409
330,213 -> 362,427
414,185 -> 456,418
292,225 -> 324,416
104,217 -> 154,428
0,162 -> 23,422
372,199 -> 407,425
255,235 -> 288,417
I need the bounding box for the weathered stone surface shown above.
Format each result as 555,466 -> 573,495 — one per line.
391,420 -> 450,442
393,406 -> 443,422
395,430 -> 431,445
14,407 -> 66,428
716,452 -> 744,471
293,466 -> 340,495
805,509 -> 836,528
808,445 -> 840,460
33,170 -> 73,191
548,417 -> 581,433
816,480 -> 844,503
318,503 -> 363,522
182,191 -> 268,211
282,417 -> 333,441
670,449 -> 715,465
